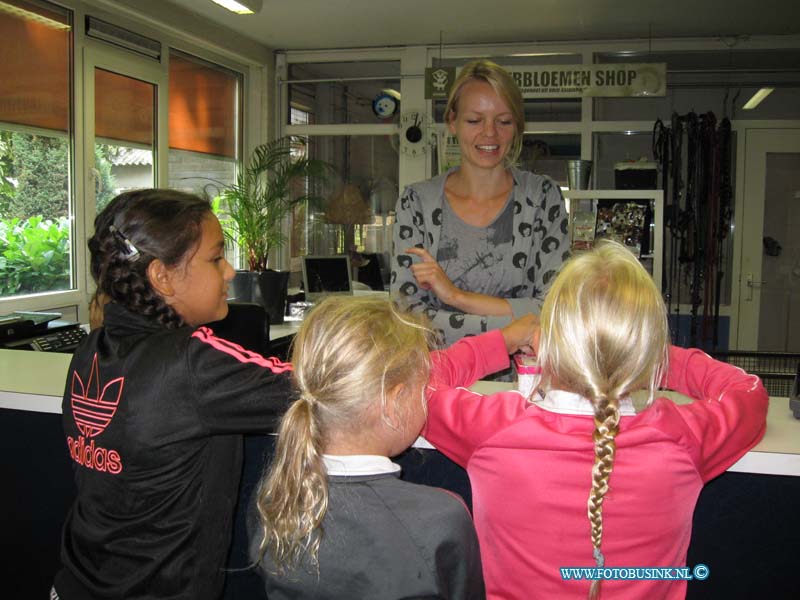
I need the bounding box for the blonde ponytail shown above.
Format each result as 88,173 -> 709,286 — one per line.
254,296 -> 434,574
255,396 -> 328,573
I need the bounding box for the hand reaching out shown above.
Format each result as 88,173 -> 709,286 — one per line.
500,313 -> 540,355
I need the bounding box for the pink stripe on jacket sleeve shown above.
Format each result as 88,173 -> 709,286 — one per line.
429,329 -> 510,390
192,327 -> 293,373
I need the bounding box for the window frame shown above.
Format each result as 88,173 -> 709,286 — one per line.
0,0 -> 260,323
278,38 -> 800,350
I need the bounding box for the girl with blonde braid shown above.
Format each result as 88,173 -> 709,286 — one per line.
248,295 -> 537,599
423,241 -> 768,599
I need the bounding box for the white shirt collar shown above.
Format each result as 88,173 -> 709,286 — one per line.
323,454 -> 401,476
533,389 -> 637,416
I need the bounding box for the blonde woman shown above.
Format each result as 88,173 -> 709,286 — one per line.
392,59 -> 569,347
423,241 -> 768,599
248,296 -> 536,599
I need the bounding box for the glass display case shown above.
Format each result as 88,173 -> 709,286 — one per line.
562,189 -> 664,291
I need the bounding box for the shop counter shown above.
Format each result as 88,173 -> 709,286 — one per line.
2,349 -> 799,599
2,351 -> 797,476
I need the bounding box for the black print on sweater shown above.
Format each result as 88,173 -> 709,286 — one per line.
542,236 -> 559,253
450,313 -> 465,329
400,282 -> 418,296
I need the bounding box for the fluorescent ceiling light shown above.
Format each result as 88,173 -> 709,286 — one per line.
508,52 -> 564,57
210,0 -> 263,14
743,87 -> 774,110
0,1 -> 70,30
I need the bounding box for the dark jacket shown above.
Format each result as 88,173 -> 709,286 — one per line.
55,303 -> 293,600
250,471 -> 486,600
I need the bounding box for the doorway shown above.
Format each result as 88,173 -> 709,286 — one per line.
735,128 -> 800,352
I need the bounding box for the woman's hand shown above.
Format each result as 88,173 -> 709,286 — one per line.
405,246 -> 514,317
501,313 -> 540,355
405,247 -> 460,305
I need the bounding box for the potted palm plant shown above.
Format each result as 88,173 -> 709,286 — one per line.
219,136 -> 329,324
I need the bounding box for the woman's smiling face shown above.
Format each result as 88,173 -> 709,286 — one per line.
448,79 -> 517,171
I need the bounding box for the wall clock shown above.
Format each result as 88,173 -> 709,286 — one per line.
399,110 -> 428,158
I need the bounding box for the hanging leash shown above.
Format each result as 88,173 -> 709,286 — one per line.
700,112 -> 719,346
653,111 -> 731,349
669,113 -> 685,333
713,117 -> 733,348
683,112 -> 703,346
652,119 -> 672,303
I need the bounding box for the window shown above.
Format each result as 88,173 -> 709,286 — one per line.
93,67 -> 156,211
167,50 -> 242,198
1,2 -> 249,310
290,134 -> 397,288
283,59 -> 400,289
287,61 -> 400,126
0,0 -> 73,300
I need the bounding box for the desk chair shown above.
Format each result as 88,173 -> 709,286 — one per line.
206,302 -> 270,356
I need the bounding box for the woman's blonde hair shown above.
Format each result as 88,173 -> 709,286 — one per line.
254,296 -> 435,574
537,240 -> 670,599
444,59 -> 525,166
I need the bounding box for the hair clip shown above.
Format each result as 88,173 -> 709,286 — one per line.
109,225 -> 140,261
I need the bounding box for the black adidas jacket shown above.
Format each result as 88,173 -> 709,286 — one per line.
55,303 -> 293,600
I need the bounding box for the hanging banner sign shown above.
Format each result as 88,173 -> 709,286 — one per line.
425,67 -> 456,100
496,63 -> 666,98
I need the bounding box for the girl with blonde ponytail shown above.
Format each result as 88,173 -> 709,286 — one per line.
248,296 -> 536,598
423,240 -> 768,599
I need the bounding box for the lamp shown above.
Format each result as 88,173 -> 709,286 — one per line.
210,0 -> 263,15
326,183 -> 373,264
326,183 -> 372,226
743,87 -> 774,110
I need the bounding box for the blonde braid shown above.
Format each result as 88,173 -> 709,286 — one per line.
587,394 -> 620,599
537,241 -> 670,599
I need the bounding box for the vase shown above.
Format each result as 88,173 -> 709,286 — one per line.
229,270 -> 254,303
252,269 -> 290,325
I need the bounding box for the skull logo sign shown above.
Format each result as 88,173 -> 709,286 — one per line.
431,68 -> 449,92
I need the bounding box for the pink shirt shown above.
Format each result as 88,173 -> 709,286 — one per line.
425,344 -> 768,600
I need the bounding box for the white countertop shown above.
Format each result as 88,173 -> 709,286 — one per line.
271,319 -> 302,340
2,349 -> 798,476
445,380 -> 800,477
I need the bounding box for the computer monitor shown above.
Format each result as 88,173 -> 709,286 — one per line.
301,255 -> 353,302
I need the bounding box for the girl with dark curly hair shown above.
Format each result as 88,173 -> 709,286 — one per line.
54,188 -> 293,600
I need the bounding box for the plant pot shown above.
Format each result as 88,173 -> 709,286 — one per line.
229,270 -> 254,303
252,269 -> 289,325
